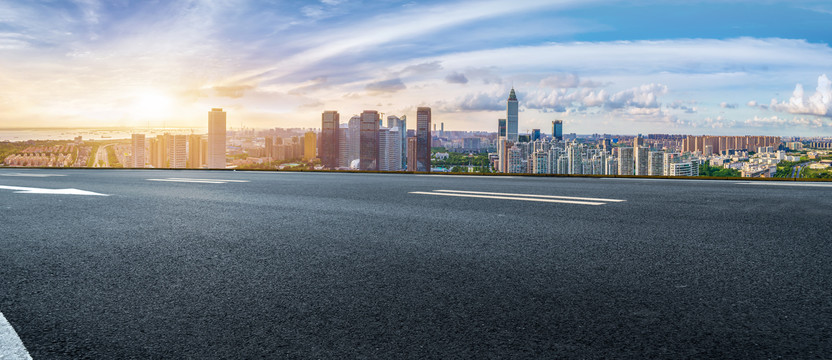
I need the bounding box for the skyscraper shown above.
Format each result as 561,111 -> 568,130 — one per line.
648,151 -> 664,176
407,137 -> 417,171
416,107 -> 432,172
388,115 -> 407,169
378,127 -> 402,171
321,111 -> 340,168
207,108 -> 226,169
167,134 -> 187,169
131,134 -> 145,168
634,146 -> 648,176
531,129 -> 541,141
360,110 -> 380,171
506,88 -> 519,142
348,115 -> 361,164
187,134 -> 203,168
553,120 -> 563,141
303,131 -> 317,161
498,119 -> 506,138
338,125 -> 350,168
618,147 -> 634,175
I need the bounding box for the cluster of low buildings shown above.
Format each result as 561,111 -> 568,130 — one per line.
3,145 -> 83,167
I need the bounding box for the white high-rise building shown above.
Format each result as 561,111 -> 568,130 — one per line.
207,108 -> 226,169
567,143 -> 582,175
338,125 -> 350,168
131,134 -> 145,168
167,134 -> 187,169
670,161 -> 697,177
663,152 -> 681,176
648,151 -> 664,176
378,127 -> 402,171
532,151 -> 549,174
634,146 -> 648,175
618,147 -> 634,175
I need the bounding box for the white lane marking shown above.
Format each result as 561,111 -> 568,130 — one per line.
0,185 -> 109,196
434,189 -> 627,203
0,311 -> 32,360
737,181 -> 832,188
0,173 -> 66,177
146,178 -> 250,184
409,191 -> 606,205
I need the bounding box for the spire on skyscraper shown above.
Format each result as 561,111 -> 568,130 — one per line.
508,87 -> 517,101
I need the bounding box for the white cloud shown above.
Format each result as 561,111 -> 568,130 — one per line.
770,74 -> 832,117
720,102 -> 737,109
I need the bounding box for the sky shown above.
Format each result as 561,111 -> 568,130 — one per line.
1,0 -> 832,136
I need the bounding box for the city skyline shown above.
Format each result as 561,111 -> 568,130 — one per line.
1,1 -> 832,136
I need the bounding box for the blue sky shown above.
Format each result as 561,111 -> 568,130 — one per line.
1,0 -> 831,136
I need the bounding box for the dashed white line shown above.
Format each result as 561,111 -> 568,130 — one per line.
409,190 -> 624,205
0,311 -> 32,360
433,189 -> 627,203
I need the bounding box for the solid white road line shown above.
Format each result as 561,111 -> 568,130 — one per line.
0,185 -> 109,196
0,173 -> 66,177
409,191 -> 606,205
146,178 -> 250,184
0,311 -> 32,360
434,189 -> 627,203
737,181 -> 832,188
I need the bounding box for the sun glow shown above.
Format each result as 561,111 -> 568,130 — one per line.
131,91 -> 174,119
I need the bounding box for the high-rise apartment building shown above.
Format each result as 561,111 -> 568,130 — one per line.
207,108 -> 226,169
187,134 -> 203,168
618,147 -> 634,175
553,120 -> 563,141
303,131 -> 316,161
506,88 -> 519,142
634,146 -> 648,175
648,151 -> 664,176
338,125 -> 350,168
360,110 -> 380,171
321,111 -> 340,168
416,107 -> 432,172
167,134 -> 187,168
131,134 -> 145,168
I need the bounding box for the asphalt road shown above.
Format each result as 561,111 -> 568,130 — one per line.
1,169 -> 831,359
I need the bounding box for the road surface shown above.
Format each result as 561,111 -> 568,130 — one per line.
1,169 -> 830,358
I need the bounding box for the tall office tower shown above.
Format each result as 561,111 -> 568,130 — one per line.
634,146 -> 648,175
207,108 -> 227,169
388,115 -> 407,169
338,125 -> 350,168
167,134 -> 187,168
348,115 -> 361,164
416,107 -> 431,172
407,137 -> 417,171
131,134 -> 145,168
320,111 -> 340,168
303,131 -> 317,161
506,88 -> 519,142
440,122 -> 444,137
379,127 -> 402,171
567,143 -> 582,174
531,129 -> 541,141
662,152 -> 681,176
498,119 -> 507,138
187,134 -> 203,168
552,120 -> 563,141
648,151 -> 664,176
360,110 -> 380,171
618,147 -> 635,175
